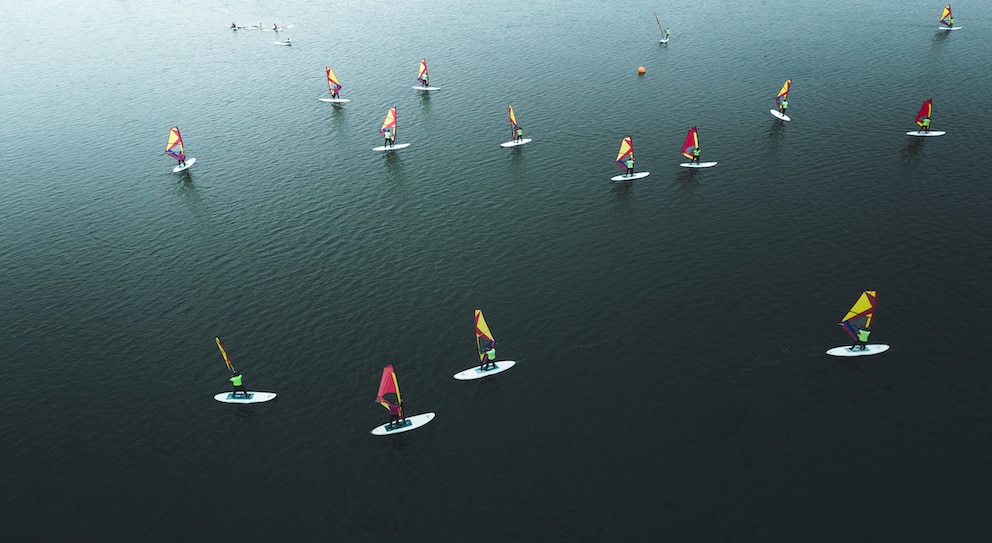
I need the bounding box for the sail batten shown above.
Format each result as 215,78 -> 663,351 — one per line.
475,310 -> 495,364
839,290 -> 877,340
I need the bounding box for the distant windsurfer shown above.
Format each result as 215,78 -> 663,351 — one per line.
177,152 -> 186,168
386,399 -> 405,429
691,146 -> 701,164
331,85 -> 340,99
948,16 -> 954,28
383,128 -> 395,148
515,125 -> 524,143
481,345 -> 497,370
231,22 -> 237,30
624,157 -> 635,176
779,98 -> 788,116
852,328 -> 870,351
230,371 -> 249,398
920,116 -> 931,133
664,28 -> 671,40
273,23 -> 279,31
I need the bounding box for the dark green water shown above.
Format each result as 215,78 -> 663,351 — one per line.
2,0 -> 991,540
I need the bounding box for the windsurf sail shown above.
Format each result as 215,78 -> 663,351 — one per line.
915,99 -> 933,127
939,5 -> 952,26
417,59 -> 429,85
325,65 -> 342,96
508,105 -> 521,139
376,364 -> 402,410
654,12 -> 664,35
165,127 -> 186,161
380,107 -> 397,139
616,136 -> 634,170
775,79 -> 791,108
681,126 -> 699,159
215,337 -> 236,373
475,309 -> 496,364
839,290 -> 877,340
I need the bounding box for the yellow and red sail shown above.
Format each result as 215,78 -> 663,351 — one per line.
380,107 -> 397,138
775,79 -> 791,108
417,59 -> 429,84
840,290 -> 877,340
325,65 -> 342,95
215,337 -> 236,373
475,310 -> 495,364
615,136 -> 634,170
681,127 -> 699,159
376,364 -> 402,410
939,5 -> 952,26
165,127 -> 185,161
508,105 -> 521,139
915,99 -> 932,127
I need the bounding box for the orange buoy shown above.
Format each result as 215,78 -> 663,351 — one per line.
637,66 -> 646,74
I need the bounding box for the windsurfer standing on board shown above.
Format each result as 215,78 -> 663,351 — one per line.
852,328 -> 870,351
779,98 -> 788,116
481,344 -> 497,370
920,115 -> 931,133
691,145 -> 701,165
230,371 -> 248,398
177,152 -> 186,168
383,128 -> 395,148
515,125 -> 524,143
387,399 -> 404,429
624,156 -> 635,176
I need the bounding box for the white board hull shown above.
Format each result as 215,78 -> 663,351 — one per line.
938,26 -> 961,31
659,39 -> 669,44
172,157 -> 196,172
499,138 -> 532,148
453,360 -> 517,381
370,412 -> 436,435
273,41 -> 291,46
610,172 -> 650,181
413,86 -> 441,91
769,109 -> 791,121
679,161 -> 718,168
318,98 -> 351,103
826,344 -> 890,357
214,391 -> 278,404
906,130 -> 945,137
372,143 -> 411,152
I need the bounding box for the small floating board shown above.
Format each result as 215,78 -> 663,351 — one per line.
172,157 -> 196,172
826,344 -> 890,357
318,98 -> 351,103
213,391 -> 277,404
906,130 -> 945,137
370,412 -> 436,435
372,143 -> 411,152
769,109 -> 791,121
453,360 -> 517,381
611,172 -> 651,181
679,162 -> 718,168
937,26 -> 961,31
413,86 -> 441,91
659,38 -> 669,44
273,41 -> 292,46
499,138 -> 532,148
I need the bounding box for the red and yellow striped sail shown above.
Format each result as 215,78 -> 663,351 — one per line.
325,65 -> 342,95
840,290 -> 877,340
775,79 -> 791,107
380,107 -> 397,138
915,99 -> 933,127
508,105 -> 521,138
475,310 -> 495,364
681,126 -> 699,159
376,364 -> 402,410
417,59 -> 429,84
215,337 -> 236,373
165,127 -> 185,161
939,5 -> 952,26
615,136 -> 634,170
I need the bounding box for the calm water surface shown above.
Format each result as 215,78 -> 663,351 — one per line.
2,0 -> 991,540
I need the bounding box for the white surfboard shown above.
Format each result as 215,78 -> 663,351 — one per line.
937,26 -> 961,31
906,130 -> 945,137
826,344 -> 890,357
318,98 -> 351,103
172,157 -> 196,172
213,391 -> 277,404
273,41 -> 291,46
659,38 -> 669,44
611,172 -> 651,181
372,143 -> 411,152
453,360 -> 517,381
769,109 -> 791,121
413,86 -> 441,91
370,412 -> 436,435
679,161 -> 718,168
499,138 -> 532,148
